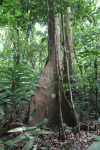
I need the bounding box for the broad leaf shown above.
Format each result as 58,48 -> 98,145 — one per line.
0,70 -> 12,75
34,116 -> 52,128
0,75 -> 12,80
0,141 -> 3,144
87,142 -> 100,150
26,127 -> 36,130
4,140 -> 15,146
27,108 -> 36,126
7,126 -> 26,133
36,131 -> 54,135
51,93 -> 56,98
14,132 -> 30,143
0,147 -> 4,150
0,107 -> 5,115
88,133 -> 100,140
14,133 -> 25,143
98,118 -> 100,122
31,128 -> 40,134
23,137 -> 36,150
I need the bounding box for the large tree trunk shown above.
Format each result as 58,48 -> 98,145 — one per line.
29,4 -> 58,127
29,5 -> 78,127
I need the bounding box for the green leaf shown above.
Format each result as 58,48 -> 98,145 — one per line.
4,140 -> 15,146
26,127 -> 36,130
36,131 -> 54,135
14,67 -> 28,75
24,134 -> 28,141
7,126 -> 26,133
51,93 -> 56,98
13,133 -> 25,143
0,70 -> 12,75
41,37 -> 46,43
0,141 -> 3,144
14,64 -> 22,71
27,108 -> 36,126
87,142 -> 100,150
0,147 -> 4,150
8,67 -> 14,73
23,137 -> 36,150
0,75 -> 12,80
88,133 -> 100,140
24,132 -> 33,139
15,87 -> 33,93
31,128 -> 40,134
0,107 -> 5,115
0,81 -> 11,85
15,73 -> 31,79
98,118 -> 100,122
65,129 -> 71,132
34,116 -> 52,128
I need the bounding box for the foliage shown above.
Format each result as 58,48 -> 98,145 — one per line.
87,142 -> 100,150
0,109 -> 54,150
0,64 -> 38,111
63,123 -> 72,132
0,0 -> 100,148
72,16 -> 100,120
88,133 -> 100,150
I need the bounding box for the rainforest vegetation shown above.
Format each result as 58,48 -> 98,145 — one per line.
0,0 -> 100,149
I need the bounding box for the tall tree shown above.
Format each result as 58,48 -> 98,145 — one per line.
29,1 -> 78,128
29,1 -> 58,126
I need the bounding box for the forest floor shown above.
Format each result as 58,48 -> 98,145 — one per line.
0,102 -> 100,150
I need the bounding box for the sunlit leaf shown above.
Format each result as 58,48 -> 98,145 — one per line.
7,126 -> 26,133
51,93 -> 56,98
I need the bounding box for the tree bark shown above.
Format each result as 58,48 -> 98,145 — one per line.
29,4 -> 78,128
29,3 -> 58,127
62,7 -> 78,125
55,12 -> 66,140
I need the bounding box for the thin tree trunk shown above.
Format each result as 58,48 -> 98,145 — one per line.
73,47 -> 83,75
55,12 -> 66,140
16,28 -> 20,65
94,57 -> 98,121
63,7 -> 79,125
64,7 -> 73,76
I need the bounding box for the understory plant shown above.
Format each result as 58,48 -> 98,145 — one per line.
0,108 -> 71,150
0,109 -> 54,150
0,64 -> 38,112
88,131 -> 100,150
